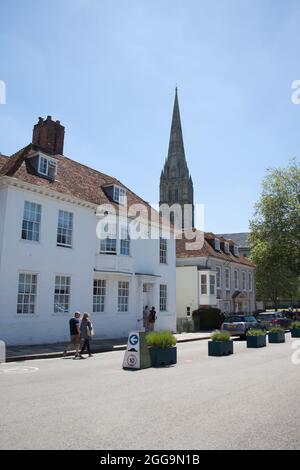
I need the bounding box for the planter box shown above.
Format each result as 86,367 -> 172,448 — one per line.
291,328 -> 300,338
149,347 -> 177,367
208,340 -> 233,356
247,335 -> 267,348
269,331 -> 285,343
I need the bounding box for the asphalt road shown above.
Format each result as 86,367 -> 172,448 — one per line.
0,334 -> 299,450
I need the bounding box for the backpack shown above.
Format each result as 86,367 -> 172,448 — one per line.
149,310 -> 156,323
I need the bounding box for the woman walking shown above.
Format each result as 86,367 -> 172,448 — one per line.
80,312 -> 94,357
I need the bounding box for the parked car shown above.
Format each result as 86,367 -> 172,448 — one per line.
256,312 -> 292,331
221,315 -> 263,339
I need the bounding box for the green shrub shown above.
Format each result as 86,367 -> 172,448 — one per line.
211,330 -> 231,342
192,308 -> 224,331
291,321 -> 300,329
269,326 -> 285,333
146,331 -> 177,349
247,328 -> 266,336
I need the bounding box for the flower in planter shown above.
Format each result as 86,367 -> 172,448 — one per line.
146,331 -> 176,348
246,328 -> 266,336
291,321 -> 300,329
211,330 -> 231,342
269,326 -> 285,334
146,331 -> 177,366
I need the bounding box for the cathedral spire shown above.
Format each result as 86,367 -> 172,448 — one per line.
166,87 -> 188,177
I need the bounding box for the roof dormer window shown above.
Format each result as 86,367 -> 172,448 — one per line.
38,155 -> 58,180
234,245 -> 239,257
113,185 -> 126,205
224,241 -> 230,254
214,238 -> 220,251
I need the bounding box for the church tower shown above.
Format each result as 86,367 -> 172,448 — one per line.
159,88 -> 194,228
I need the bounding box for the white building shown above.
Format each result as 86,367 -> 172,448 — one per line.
0,116 -> 176,345
176,231 -> 256,327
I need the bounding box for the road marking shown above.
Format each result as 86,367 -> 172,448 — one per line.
0,366 -> 39,374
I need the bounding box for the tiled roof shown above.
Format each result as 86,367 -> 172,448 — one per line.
0,144 -> 160,222
0,153 -> 9,170
176,229 -> 255,267
217,232 -> 250,248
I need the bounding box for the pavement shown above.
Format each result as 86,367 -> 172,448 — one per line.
5,331 -> 212,362
0,333 -> 299,450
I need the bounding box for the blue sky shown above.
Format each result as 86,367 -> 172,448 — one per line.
0,0 -> 300,232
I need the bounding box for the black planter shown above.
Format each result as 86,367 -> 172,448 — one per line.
208,340 -> 233,356
291,328 -> 300,338
247,335 -> 267,348
269,331 -> 285,343
149,347 -> 177,367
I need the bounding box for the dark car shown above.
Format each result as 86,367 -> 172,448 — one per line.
256,312 -> 292,331
221,315 -> 263,339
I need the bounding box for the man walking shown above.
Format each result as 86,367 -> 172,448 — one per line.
143,305 -> 150,332
63,311 -> 83,359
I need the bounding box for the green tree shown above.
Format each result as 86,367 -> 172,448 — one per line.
249,159 -> 300,309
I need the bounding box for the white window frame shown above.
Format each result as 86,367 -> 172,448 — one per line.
21,201 -> 42,242
234,245 -> 239,257
120,226 -> 130,256
214,238 -> 220,251
17,272 -> 38,315
216,266 -> 221,289
39,155 -> 57,178
100,223 -> 117,254
113,186 -> 126,205
234,269 -> 239,290
160,237 -> 167,264
160,284 -> 167,311
209,274 -> 216,295
224,241 -> 230,254
57,210 -> 73,248
201,274 -> 207,295
54,275 -> 71,313
93,279 -> 106,313
248,272 -> 253,292
118,281 -> 129,312
225,268 -> 230,291
242,271 -> 246,291
186,306 -> 191,317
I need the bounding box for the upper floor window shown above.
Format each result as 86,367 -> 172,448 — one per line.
57,210 -> 73,247
214,238 -> 220,251
160,238 -> 167,264
39,156 -> 57,179
234,270 -> 239,290
21,201 -> 41,242
234,245 -> 239,257
242,271 -> 246,291
100,223 -> 117,254
224,241 -> 230,254
225,268 -> 230,290
248,272 -> 253,292
17,273 -> 37,314
113,186 -> 126,205
209,275 -> 216,295
216,266 -> 221,289
201,274 -> 207,295
120,227 -> 130,256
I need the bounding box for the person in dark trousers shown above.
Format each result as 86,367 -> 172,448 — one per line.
63,311 -> 84,359
148,307 -> 157,332
80,312 -> 94,357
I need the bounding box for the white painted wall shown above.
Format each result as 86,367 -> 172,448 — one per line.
0,182 -> 176,345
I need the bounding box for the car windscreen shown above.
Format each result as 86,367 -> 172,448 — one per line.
225,316 -> 245,323
244,316 -> 257,322
258,314 -> 274,319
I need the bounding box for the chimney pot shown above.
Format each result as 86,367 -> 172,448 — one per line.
32,116 -> 65,155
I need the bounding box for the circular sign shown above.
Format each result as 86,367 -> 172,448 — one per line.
127,354 -> 137,367
129,334 -> 139,346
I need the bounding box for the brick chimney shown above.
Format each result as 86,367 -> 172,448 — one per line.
32,116 -> 65,155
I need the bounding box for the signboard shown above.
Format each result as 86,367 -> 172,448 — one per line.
123,331 -> 152,370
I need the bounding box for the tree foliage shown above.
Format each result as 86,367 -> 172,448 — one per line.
249,159 -> 300,308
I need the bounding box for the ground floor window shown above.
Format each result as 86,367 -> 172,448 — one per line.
201,274 -> 207,294
93,279 -> 106,312
118,281 -> 129,312
17,273 -> 37,314
54,275 -> 71,313
160,284 -> 167,311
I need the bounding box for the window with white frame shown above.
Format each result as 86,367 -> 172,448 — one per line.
113,186 -> 126,205
234,270 -> 239,290
214,238 -> 220,251
120,226 -> 130,256
93,279 -> 106,312
21,201 -> 41,242
160,284 -> 167,311
39,156 -> 57,179
186,306 -> 191,317
54,276 -> 71,313
17,273 -> 37,314
216,266 -> 221,289
225,268 -> 230,290
248,272 -> 253,291
234,245 -> 239,257
224,241 -> 230,254
242,271 -> 246,291
57,210 -> 73,247
201,274 -> 207,294
210,275 -> 216,295
160,238 -> 167,264
100,223 -> 117,254
118,281 -> 129,312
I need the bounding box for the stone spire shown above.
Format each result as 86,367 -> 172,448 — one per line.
160,88 -> 194,228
